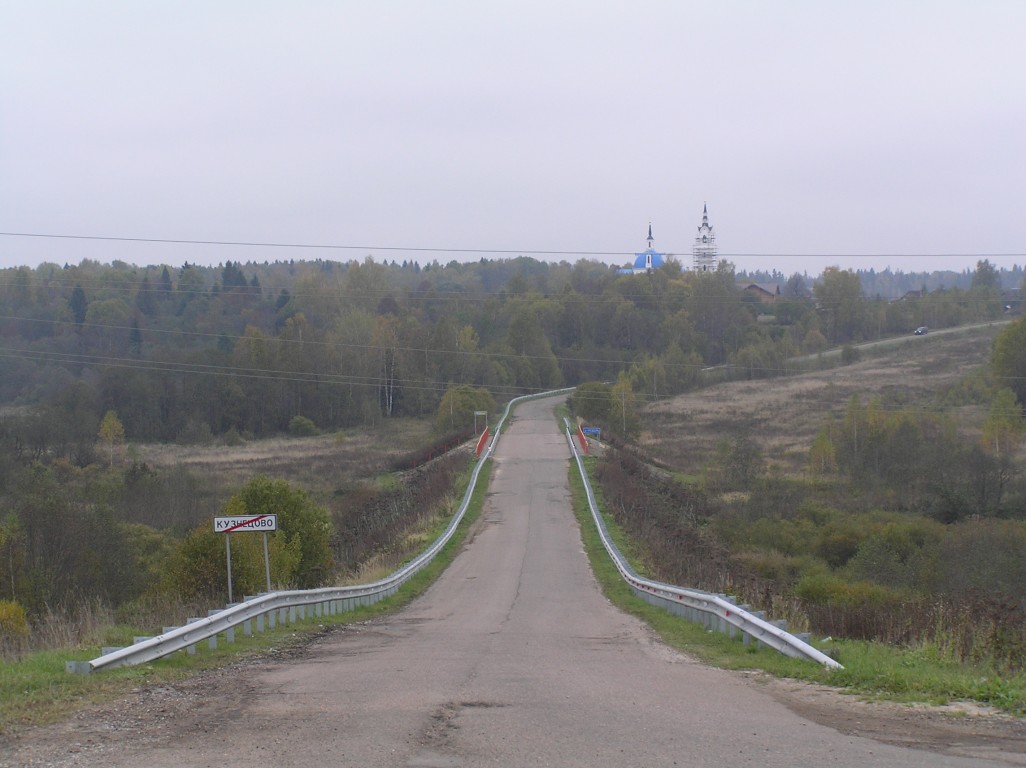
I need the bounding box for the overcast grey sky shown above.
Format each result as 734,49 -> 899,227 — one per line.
2,1 -> 1024,277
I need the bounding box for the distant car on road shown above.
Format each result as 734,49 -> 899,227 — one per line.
914,326 -> 928,335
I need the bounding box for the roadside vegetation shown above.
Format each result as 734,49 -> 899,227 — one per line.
569,457 -> 1026,714
2,252 -> 1025,723
567,318 -> 1026,712
0,422 -> 475,658
0,456 -> 491,735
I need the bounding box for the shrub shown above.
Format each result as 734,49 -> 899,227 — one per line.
222,427 -> 244,446
288,415 -> 319,437
840,345 -> 862,365
795,573 -> 901,607
391,428 -> 473,472
0,600 -> 28,638
159,525 -> 228,600
815,526 -> 863,569
801,328 -> 829,354
570,382 -> 613,424
229,477 -> 332,589
435,385 -> 496,434
176,418 -> 214,446
159,477 -> 332,598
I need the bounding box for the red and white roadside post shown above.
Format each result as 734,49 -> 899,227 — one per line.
475,425 -> 490,457
474,410 -> 489,457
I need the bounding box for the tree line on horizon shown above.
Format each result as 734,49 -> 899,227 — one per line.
0,255 -> 1019,455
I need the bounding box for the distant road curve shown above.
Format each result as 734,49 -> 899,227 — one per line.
701,319 -> 1013,377
764,319 -> 1013,371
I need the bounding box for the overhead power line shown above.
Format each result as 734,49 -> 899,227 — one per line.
0,231 -> 636,258
2,231 -> 1024,260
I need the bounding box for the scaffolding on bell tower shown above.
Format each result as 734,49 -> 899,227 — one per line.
692,203 -> 718,272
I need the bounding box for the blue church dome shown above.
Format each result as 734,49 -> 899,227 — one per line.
633,224 -> 664,271
617,223 -> 666,274
633,248 -> 664,271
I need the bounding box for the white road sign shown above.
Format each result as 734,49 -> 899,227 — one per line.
214,515 -> 278,533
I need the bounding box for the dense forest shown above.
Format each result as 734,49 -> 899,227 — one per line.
0,255 -> 1019,451
1,253 -> 1024,653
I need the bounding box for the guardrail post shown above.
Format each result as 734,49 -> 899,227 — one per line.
715,595 -> 729,635
224,603 -> 237,643
748,611 -> 766,647
722,596 -> 738,639
736,605 -> 751,644
240,599 -> 254,636
771,618 -> 788,644
205,610 -> 219,649
179,623 -> 196,652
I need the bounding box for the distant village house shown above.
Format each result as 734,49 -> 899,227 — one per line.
737,282 -> 781,303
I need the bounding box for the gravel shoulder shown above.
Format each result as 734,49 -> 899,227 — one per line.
4,627 -> 1026,768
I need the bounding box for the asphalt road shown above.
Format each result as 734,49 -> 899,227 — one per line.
7,395 -> 1018,767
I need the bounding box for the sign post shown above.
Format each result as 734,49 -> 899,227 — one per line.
225,534 -> 233,604
214,515 -> 278,602
473,410 -> 487,434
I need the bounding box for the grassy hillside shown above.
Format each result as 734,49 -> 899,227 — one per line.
640,325 -> 1001,475
609,324 -> 1026,673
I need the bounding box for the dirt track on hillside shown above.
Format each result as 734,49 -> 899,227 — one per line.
640,327 -> 1001,473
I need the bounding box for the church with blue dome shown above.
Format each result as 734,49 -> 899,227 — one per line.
618,224 -> 665,275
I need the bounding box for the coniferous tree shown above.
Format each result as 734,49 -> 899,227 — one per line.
69,284 -> 87,326
159,265 -> 173,298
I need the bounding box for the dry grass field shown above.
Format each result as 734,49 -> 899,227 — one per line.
128,418 -> 434,494
639,325 -> 1004,476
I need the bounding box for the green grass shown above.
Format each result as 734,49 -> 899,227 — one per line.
567,459 -> 1026,715
0,459 -> 493,737
1,629 -> 310,735
374,472 -> 402,491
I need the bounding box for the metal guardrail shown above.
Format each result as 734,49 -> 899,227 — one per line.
565,418 -> 842,669
68,389 -> 573,674
69,387 -> 830,674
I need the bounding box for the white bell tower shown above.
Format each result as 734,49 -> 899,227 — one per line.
692,203 -> 718,272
